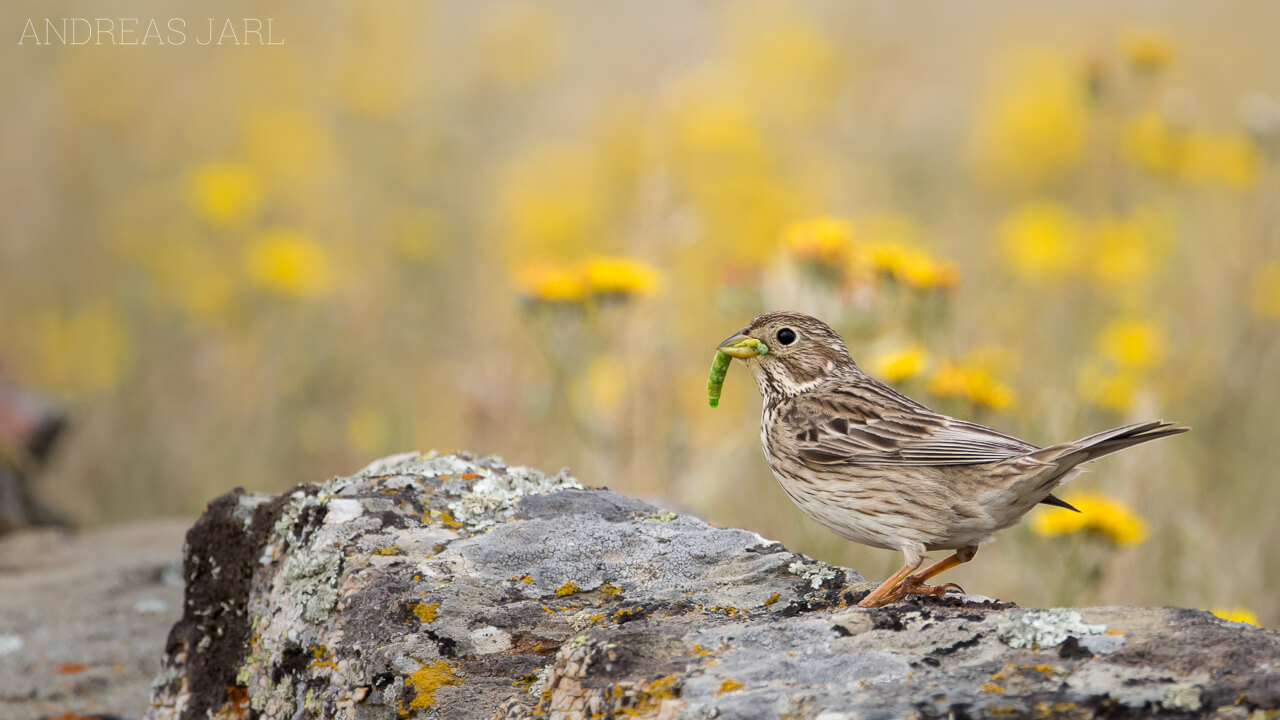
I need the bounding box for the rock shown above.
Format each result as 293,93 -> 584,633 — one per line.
0,520 -> 187,720
147,452 -> 1280,720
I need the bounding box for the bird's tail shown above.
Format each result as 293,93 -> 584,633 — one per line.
1030,420 -> 1189,468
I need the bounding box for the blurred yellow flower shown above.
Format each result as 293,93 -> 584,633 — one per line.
1122,111 -> 1183,177
147,242 -> 235,325
1124,112 -> 1261,190
1090,207 -> 1174,295
515,261 -> 587,304
998,201 -> 1085,282
1119,27 -> 1175,73
244,109 -> 339,193
927,361 -> 1015,411
583,355 -> 625,415
1181,130 -> 1261,190
728,8 -> 842,124
1077,360 -> 1144,414
583,256 -> 660,298
1252,263 -> 1280,320
1210,607 -> 1259,625
1030,491 -> 1149,546
871,345 -> 928,383
245,230 -> 334,298
478,3 -> 558,89
1098,318 -> 1165,369
785,217 -> 854,267
346,408 -> 389,455
185,161 -> 261,227
498,143 -> 603,259
36,304 -> 132,395
884,246 -> 960,291
973,51 -> 1089,184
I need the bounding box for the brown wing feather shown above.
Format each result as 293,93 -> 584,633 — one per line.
783,387 -> 1038,467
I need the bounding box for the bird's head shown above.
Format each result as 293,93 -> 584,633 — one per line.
717,311 -> 858,398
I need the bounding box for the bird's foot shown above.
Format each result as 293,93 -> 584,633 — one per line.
861,579 -> 965,608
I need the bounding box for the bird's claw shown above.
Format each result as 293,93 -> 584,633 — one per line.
867,579 -> 964,607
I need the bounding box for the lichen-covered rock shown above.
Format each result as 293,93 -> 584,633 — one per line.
147,452 -> 1280,720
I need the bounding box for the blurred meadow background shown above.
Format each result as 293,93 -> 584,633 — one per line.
2,0 -> 1279,623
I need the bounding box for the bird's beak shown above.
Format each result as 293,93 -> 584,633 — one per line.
717,331 -> 768,359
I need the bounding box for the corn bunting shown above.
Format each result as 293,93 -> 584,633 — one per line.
717,311 -> 1187,608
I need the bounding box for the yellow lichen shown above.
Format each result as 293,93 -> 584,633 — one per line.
400,660 -> 462,714
427,509 -> 463,529
411,601 -> 440,623
980,683 -> 1006,694
374,546 -> 400,556
600,583 -> 623,598
716,678 -> 743,695
309,645 -> 337,670
555,581 -> 581,597
763,592 -> 780,607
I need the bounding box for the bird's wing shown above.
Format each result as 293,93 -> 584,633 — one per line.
780,390 -> 1038,467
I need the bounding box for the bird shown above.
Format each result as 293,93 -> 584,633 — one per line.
715,310 -> 1188,608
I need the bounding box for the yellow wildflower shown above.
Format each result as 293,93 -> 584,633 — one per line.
862,243 -> 959,291
1030,491 -> 1149,546
244,109 -> 339,193
1098,318 -> 1165,370
576,355 -> 625,416
185,161 -> 261,227
498,143 -> 603,259
35,304 -> 133,395
582,256 -> 660,298
784,217 -> 854,268
1122,111 -> 1183,177
1251,263 -> 1280,320
728,7 -> 842,124
245,230 -> 334,298
1181,130 -> 1260,190
997,201 -> 1085,282
1077,360 -> 1144,414
973,51 -> 1089,184
1210,607 -> 1258,626
926,361 -> 1015,411
514,261 -> 587,304
1119,27 -> 1175,73
1123,113 -> 1261,190
870,345 -> 928,383
1090,207 -> 1173,294
346,408 -> 389,454
478,3 -> 558,89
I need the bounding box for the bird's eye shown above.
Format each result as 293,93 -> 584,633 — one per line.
776,328 -> 797,345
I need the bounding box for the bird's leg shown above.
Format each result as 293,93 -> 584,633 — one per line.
857,555 -> 923,608
877,546 -> 978,605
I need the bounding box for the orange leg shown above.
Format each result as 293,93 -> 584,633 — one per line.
857,557 -> 923,608
872,546 -> 978,607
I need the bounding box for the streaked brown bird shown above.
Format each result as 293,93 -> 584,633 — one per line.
717,311 -> 1188,608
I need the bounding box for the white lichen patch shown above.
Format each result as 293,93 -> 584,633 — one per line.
469,626 -> 513,654
788,561 -> 838,589
353,451 -> 425,477
996,609 -> 1106,649
1163,684 -> 1202,712
448,466 -> 582,528
324,498 -> 364,525
0,634 -> 22,656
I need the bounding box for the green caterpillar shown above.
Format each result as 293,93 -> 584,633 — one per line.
708,338 -> 769,407
707,350 -> 731,408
